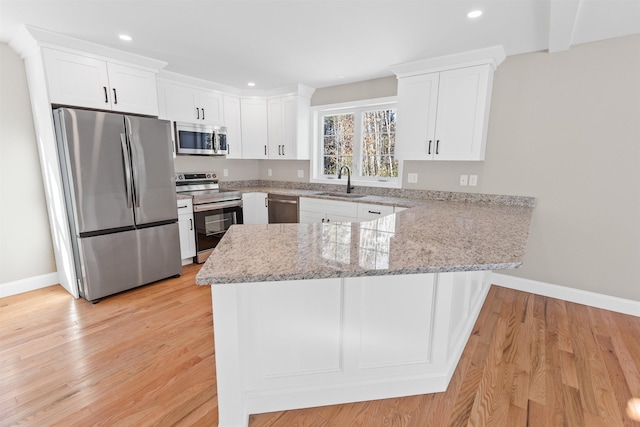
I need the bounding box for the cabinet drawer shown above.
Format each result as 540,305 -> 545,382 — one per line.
358,203 -> 394,221
177,198 -> 193,212
300,197 -> 358,218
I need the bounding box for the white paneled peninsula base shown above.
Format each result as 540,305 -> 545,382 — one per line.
197,198 -> 535,427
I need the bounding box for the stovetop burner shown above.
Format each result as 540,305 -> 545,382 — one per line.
175,171 -> 241,204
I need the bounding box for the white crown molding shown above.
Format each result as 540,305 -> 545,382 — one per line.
9,25 -> 167,71
490,272 -> 640,317
390,45 -> 507,78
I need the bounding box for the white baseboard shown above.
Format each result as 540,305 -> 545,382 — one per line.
0,272 -> 60,299
490,272 -> 640,317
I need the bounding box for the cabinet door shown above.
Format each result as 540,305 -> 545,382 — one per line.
395,73 -> 439,160
162,83 -> 198,122
357,203 -> 394,221
223,95 -> 243,159
281,95 -> 300,159
267,98 -> 283,158
241,98 -> 269,159
199,91 -> 224,125
178,214 -> 196,260
43,48 -> 111,110
106,63 -> 158,116
242,192 -> 269,224
299,210 -> 326,224
433,65 -> 490,160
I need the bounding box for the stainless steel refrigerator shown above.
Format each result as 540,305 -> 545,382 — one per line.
53,107 -> 181,302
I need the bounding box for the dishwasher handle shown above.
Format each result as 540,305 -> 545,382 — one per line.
267,199 -> 298,205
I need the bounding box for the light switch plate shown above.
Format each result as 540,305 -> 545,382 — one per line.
469,175 -> 478,186
268,168 -> 272,176
407,173 -> 418,183
223,169 -> 228,177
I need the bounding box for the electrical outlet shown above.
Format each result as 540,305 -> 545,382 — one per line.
223,169 -> 228,177
268,168 -> 272,177
297,169 -> 304,178
469,175 -> 478,186
459,174 -> 468,186
407,173 -> 418,183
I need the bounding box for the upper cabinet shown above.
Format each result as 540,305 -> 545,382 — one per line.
240,98 -> 269,159
223,95 -> 243,159
157,80 -> 224,125
43,48 -> 159,116
267,94 -> 312,160
392,46 -> 506,161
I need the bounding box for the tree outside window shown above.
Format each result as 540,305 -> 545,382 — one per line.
320,104 -> 397,180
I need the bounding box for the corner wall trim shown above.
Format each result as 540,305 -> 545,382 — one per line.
0,272 -> 60,299
490,272 -> 640,317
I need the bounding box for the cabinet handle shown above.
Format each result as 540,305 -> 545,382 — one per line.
435,140 -> 440,155
196,108 -> 200,120
178,205 -> 189,209
322,218 -> 325,223
190,218 -> 193,231
202,108 -> 205,120
282,145 -> 285,156
264,145 -> 267,156
368,210 -> 381,215
103,87 -> 109,103
112,88 -> 118,105
265,197 -> 268,208
428,140 -> 432,155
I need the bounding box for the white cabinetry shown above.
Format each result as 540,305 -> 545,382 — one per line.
177,198 -> 196,265
240,98 -> 269,159
393,46 -> 505,161
267,95 -> 311,159
242,192 -> 268,224
357,203 -> 394,221
43,48 -> 158,116
299,197 -> 359,223
158,80 -> 224,125
223,95 -> 243,159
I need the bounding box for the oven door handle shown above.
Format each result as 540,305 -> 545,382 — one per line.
193,200 -> 243,212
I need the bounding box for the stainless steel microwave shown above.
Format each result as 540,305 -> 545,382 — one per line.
174,122 -> 227,156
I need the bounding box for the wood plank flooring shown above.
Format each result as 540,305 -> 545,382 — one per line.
1,264 -> 639,426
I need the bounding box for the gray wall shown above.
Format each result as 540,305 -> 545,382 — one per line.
3,34 -> 639,302
400,36 -> 640,301
0,43 -> 56,283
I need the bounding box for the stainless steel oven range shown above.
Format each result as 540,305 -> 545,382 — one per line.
175,172 -> 243,263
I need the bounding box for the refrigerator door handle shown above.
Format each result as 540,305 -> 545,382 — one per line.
128,133 -> 141,208
120,134 -> 133,208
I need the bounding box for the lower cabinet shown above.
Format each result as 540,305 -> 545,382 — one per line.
242,192 -> 269,224
177,198 -> 196,265
299,197 -> 358,223
357,203 -> 394,221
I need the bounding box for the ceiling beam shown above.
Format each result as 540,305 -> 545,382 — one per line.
548,0 -> 582,53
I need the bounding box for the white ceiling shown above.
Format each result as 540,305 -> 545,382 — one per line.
1,0 -> 639,90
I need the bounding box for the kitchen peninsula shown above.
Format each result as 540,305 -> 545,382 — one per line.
196,192 -> 534,427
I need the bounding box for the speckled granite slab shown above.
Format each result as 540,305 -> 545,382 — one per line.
196,200 -> 535,285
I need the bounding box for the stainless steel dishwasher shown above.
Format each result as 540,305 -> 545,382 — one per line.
267,194 -> 299,223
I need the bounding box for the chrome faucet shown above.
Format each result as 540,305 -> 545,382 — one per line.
337,165 -> 355,194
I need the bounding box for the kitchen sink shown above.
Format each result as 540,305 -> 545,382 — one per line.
314,192 -> 366,199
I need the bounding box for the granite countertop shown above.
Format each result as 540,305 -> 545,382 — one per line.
196,197 -> 535,285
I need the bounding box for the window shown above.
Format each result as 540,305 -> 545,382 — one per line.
312,98 -> 400,187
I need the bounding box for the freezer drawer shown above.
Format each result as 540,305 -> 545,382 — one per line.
78,223 -> 181,301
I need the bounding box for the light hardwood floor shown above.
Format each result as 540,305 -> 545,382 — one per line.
1,264 -> 639,426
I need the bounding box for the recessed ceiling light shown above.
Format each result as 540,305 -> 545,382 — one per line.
247,82 -> 256,87
119,34 -> 132,41
467,10 -> 482,18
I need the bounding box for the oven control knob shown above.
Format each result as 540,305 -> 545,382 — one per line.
178,174 -> 184,181
207,173 -> 212,178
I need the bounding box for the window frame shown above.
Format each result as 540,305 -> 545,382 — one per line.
310,96 -> 401,189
